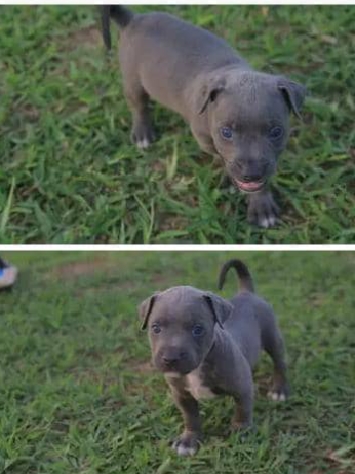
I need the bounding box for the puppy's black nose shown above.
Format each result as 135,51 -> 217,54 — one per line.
162,351 -> 187,366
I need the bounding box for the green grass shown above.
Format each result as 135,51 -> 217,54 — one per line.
1,5 -> 355,243
1,251 -> 354,473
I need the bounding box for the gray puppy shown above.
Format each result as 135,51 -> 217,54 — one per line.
102,6 -> 306,228
139,259 -> 289,456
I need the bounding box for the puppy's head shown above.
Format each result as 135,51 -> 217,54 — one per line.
139,286 -> 232,376
198,70 -> 307,193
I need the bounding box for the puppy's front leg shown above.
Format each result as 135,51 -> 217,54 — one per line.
247,188 -> 280,229
169,387 -> 202,456
123,84 -> 155,149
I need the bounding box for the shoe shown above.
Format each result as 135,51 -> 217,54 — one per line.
0,259 -> 18,289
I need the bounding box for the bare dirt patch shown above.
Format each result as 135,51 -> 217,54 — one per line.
45,257 -> 170,296
159,214 -> 190,233
130,361 -> 154,373
49,256 -> 114,280
66,25 -> 102,50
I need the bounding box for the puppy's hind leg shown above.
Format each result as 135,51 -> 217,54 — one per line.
228,360 -> 254,433
263,327 -> 290,402
230,387 -> 254,432
124,81 -> 155,149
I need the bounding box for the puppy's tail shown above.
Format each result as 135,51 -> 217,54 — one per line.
101,5 -> 134,50
218,259 -> 254,293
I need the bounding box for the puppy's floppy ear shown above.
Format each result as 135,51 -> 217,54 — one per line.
202,293 -> 233,330
197,77 -> 226,115
278,77 -> 307,119
139,292 -> 160,330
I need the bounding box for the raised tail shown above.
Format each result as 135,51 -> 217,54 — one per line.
101,5 -> 134,50
218,259 -> 254,293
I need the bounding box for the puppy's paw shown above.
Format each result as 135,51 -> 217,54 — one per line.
172,432 -> 201,456
135,138 -> 151,149
267,390 -> 287,402
131,122 -> 155,150
230,420 -> 252,433
247,191 -> 280,228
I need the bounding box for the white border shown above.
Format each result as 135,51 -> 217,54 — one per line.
1,245 -> 355,251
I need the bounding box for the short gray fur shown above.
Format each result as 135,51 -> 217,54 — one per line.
139,259 -> 289,456
103,6 -> 307,228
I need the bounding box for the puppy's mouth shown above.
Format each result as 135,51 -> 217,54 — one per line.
155,357 -> 198,376
162,366 -> 197,378
234,179 -> 265,193
160,366 -> 194,376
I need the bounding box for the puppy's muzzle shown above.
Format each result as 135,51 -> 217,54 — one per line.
156,348 -> 192,374
226,160 -> 270,193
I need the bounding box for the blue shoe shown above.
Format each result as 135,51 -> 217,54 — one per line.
0,260 -> 17,289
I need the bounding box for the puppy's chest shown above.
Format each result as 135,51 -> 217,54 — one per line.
185,369 -> 215,400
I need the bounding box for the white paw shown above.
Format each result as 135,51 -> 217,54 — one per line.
136,138 -> 151,149
268,391 -> 286,402
172,438 -> 199,457
260,216 -> 277,228
176,444 -> 197,456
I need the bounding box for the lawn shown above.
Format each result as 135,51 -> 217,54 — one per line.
0,5 -> 355,244
0,251 -> 354,473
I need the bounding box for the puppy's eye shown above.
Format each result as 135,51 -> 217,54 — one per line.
151,324 -> 161,334
220,127 -> 233,140
269,126 -> 283,140
192,325 -> 204,337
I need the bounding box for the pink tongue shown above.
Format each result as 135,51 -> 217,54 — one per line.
236,180 -> 262,191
